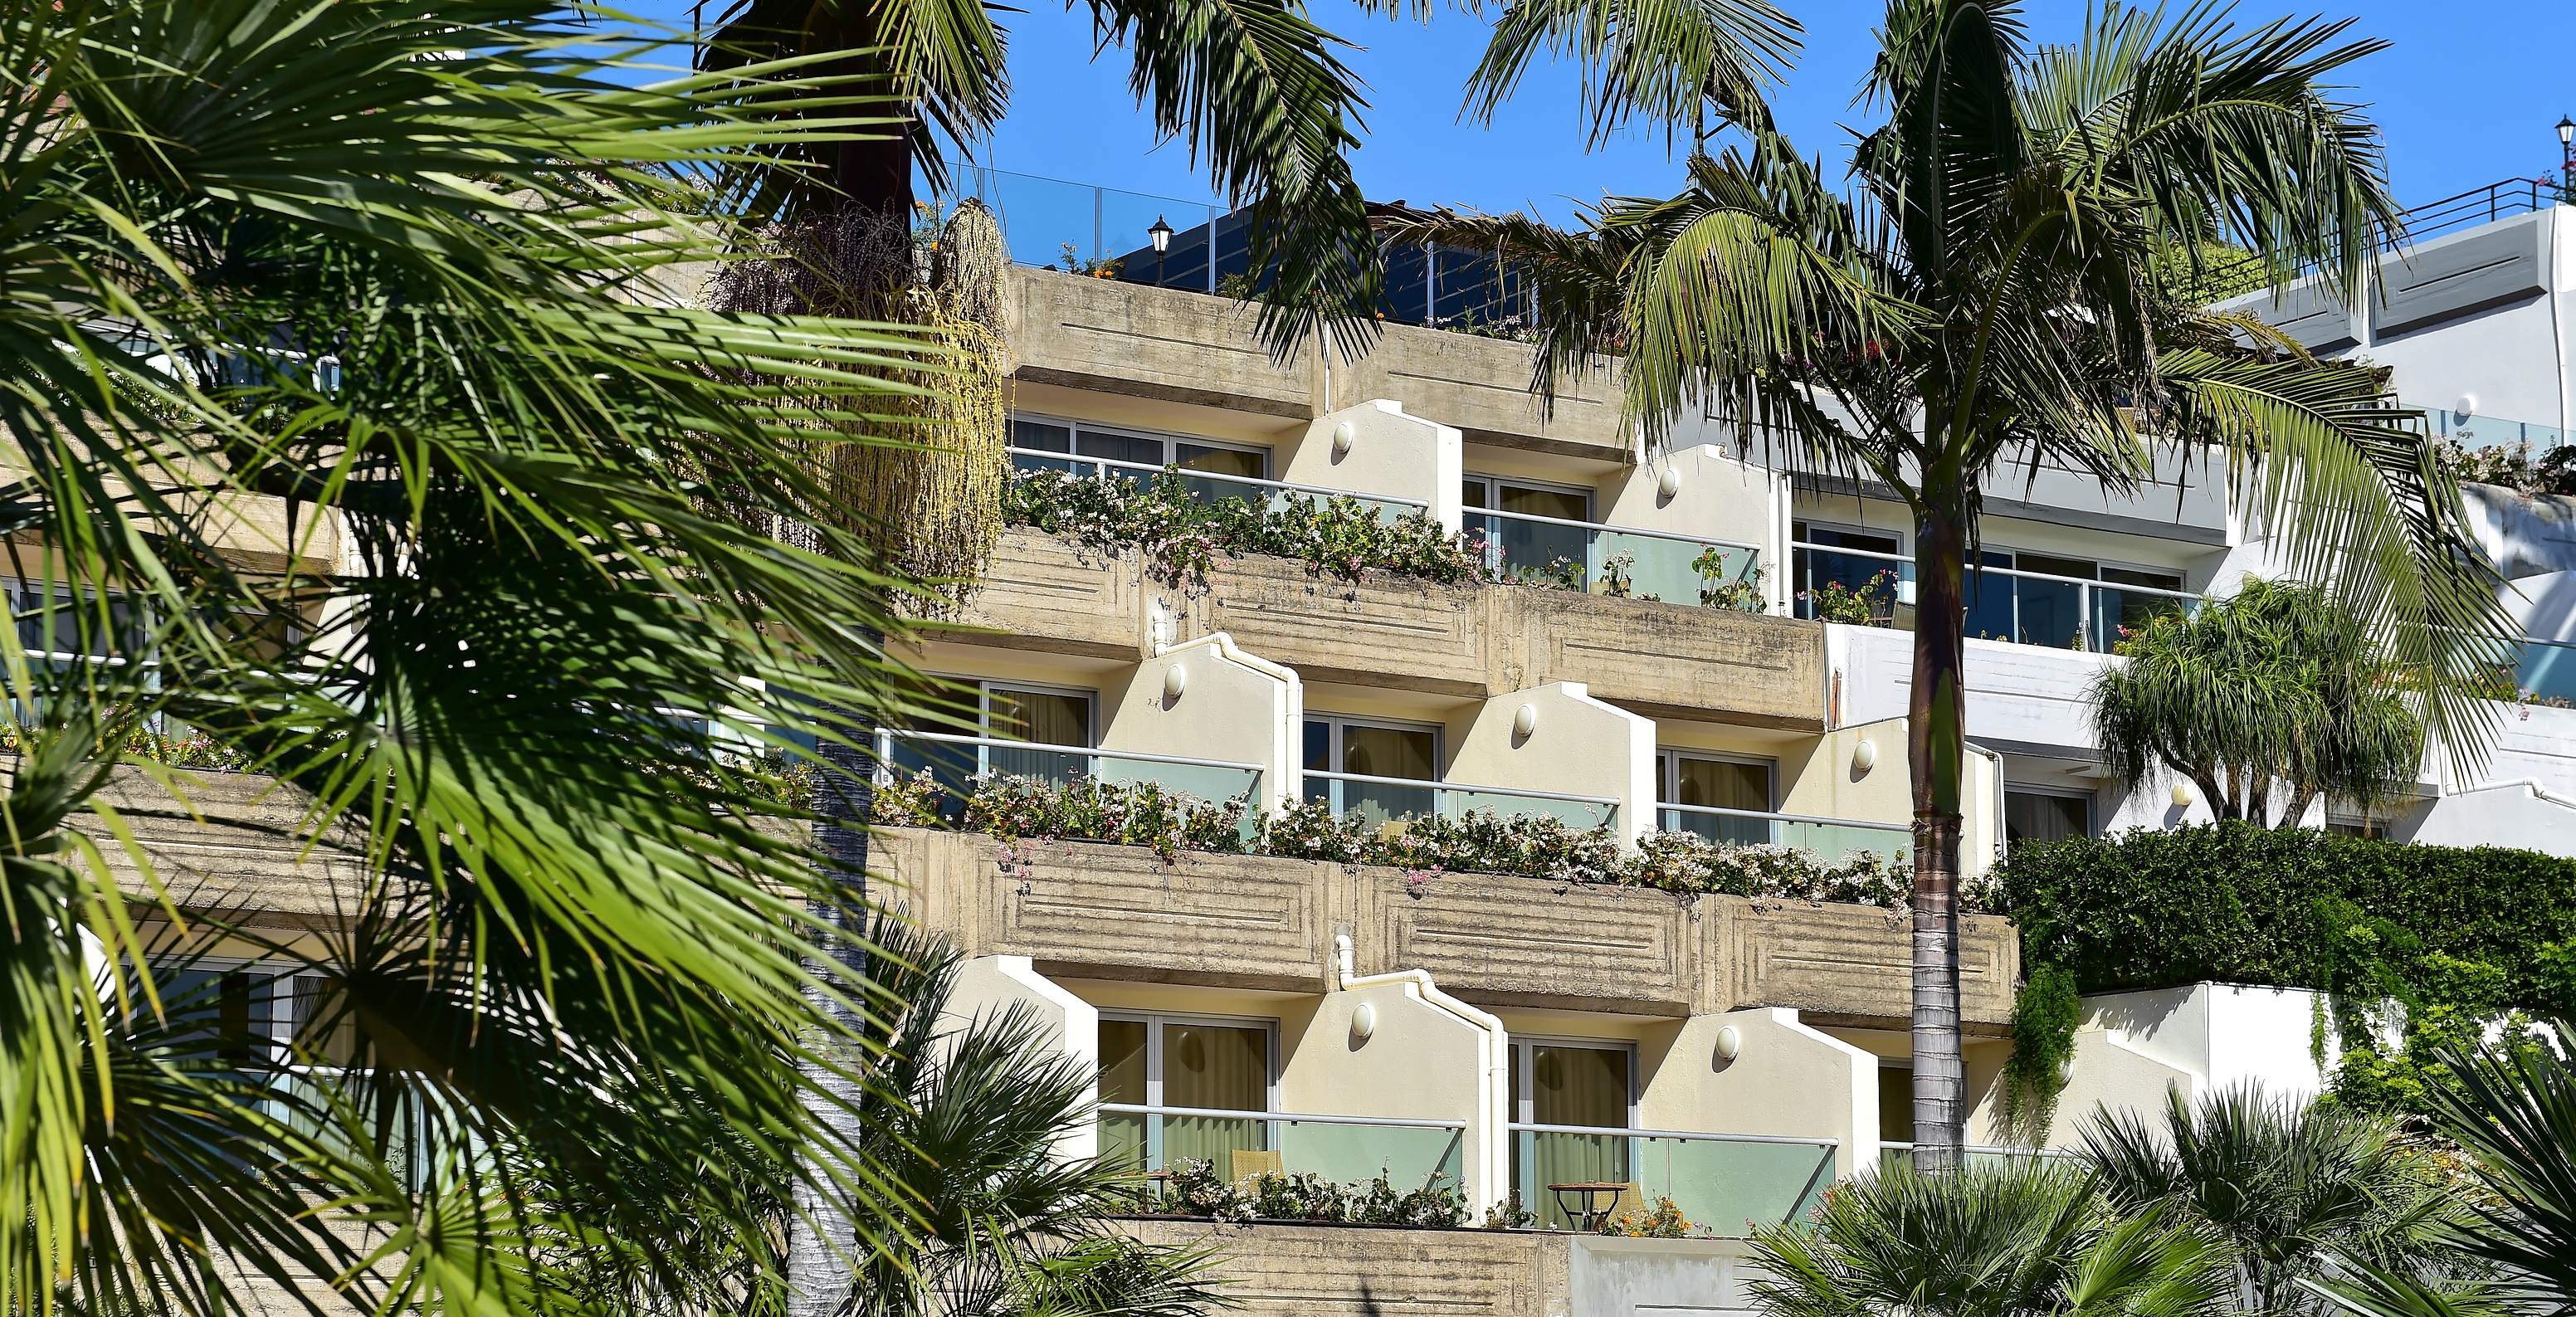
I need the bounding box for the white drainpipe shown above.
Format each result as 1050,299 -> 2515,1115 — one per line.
1333,933 -> 1513,1210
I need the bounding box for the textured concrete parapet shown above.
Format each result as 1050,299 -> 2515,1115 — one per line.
873,827 -> 2017,1027
951,529 -> 1827,731
1110,1218 -> 1768,1317
42,763 -> 369,920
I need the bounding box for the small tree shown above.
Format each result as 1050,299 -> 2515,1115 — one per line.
2091,579 -> 2422,827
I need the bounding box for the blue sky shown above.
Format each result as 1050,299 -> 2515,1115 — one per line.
637,0 -> 2574,227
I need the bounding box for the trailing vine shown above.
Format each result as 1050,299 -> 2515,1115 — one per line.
1998,963 -> 2081,1144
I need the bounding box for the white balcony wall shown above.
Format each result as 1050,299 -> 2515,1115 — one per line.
1637,1009 -> 1878,1185
1597,444 -> 1792,612
944,956 -> 1101,1163
2401,778 -> 2576,851
1280,979 -> 1495,1204
1276,399 -> 1463,531
1099,632 -> 1300,813
1989,983 -> 2336,1149
1444,682 -> 1655,845
1781,714 -> 2003,874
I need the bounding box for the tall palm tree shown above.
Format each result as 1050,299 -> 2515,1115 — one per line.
699,0 -> 1386,349
2083,1085 -> 2466,1315
1749,1159 -> 2233,1317
1394,0 -> 2512,1169
2091,579 -> 2423,827
2,1 -> 949,1311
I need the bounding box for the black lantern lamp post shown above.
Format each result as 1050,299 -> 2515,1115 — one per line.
2559,117 -> 2575,203
1149,215 -> 1173,287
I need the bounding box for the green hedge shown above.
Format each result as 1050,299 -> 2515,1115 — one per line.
1994,822 -> 2576,1006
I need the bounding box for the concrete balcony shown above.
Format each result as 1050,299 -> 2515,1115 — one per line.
878,826 -> 2016,1027
1005,268 -> 1623,458
951,529 -> 1827,733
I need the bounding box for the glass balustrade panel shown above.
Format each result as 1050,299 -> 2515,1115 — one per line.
1631,1135 -> 1838,1235
1274,1122 -> 1466,1191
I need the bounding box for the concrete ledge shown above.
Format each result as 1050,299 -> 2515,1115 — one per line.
952,529 -> 1827,730
874,827 -> 2017,1026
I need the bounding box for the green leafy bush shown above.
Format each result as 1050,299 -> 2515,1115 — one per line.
1003,467 -> 1482,586
1624,831 -> 1915,906
1997,964 -> 2080,1144
1147,1160 -> 1468,1227
1600,1193 -> 1700,1237
1997,822 -> 2576,1118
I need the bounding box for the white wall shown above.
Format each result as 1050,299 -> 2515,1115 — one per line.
1638,1009 -> 1877,1187
1596,444 -> 1790,612
1100,632 -> 1301,813
945,956 -> 1101,1162
1276,399 -> 1464,531
2402,778 -> 2576,851
1281,980 -> 1494,1203
1445,682 -> 1656,845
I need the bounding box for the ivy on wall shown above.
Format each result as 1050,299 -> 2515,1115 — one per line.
1994,822 -> 2576,1119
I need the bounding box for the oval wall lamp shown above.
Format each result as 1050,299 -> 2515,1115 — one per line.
1513,703 -> 1538,738
1715,1025 -> 1742,1062
1350,1002 -> 1377,1041
1164,665 -> 1188,699
1657,466 -> 1682,499
2171,782 -> 2193,808
1852,739 -> 1877,773
1332,421 -> 1355,457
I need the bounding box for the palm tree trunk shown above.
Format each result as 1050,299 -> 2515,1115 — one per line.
1908,496 -> 1970,1173
788,680 -> 881,1317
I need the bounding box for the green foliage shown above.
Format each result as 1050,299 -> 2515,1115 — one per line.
1004,467 -> 1484,586
2435,435 -> 2576,499
2387,1022 -> 2576,1307
1998,823 -> 2576,1117
1481,1193 -> 1539,1230
2081,1086 -> 2472,1317
1150,1162 -> 1469,1227
1803,570 -> 1900,626
2091,578 -> 2422,827
1749,1161 -> 2232,1317
882,774 -> 1933,905
1999,965 -> 2081,1146
1696,553 -> 1766,612
1599,1194 -> 1699,1237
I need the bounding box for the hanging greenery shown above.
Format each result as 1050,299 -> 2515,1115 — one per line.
709,200 -> 1010,614
1997,964 -> 2081,1146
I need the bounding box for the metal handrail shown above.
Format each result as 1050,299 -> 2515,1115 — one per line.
1881,1141 -> 2081,1158
1009,446 -> 1432,512
875,728 -> 1264,774
1306,768 -> 1622,808
1790,539 -> 2202,602
1472,506 -> 1763,555
1103,1102 -> 1467,1131
1655,800 -> 1913,833
1509,1121 -> 1837,1148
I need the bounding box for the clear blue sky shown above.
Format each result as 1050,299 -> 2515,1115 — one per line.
637,0 -> 2574,226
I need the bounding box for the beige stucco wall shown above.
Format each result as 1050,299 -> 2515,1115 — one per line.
1100,632 -> 1301,813
1777,716 -> 2002,873
1638,1008 -> 1876,1183
1276,400 -> 1465,531
1445,683 -> 1656,844
2008,1027 -> 2197,1149
1595,445 -> 1788,612
1281,978 -> 1496,1202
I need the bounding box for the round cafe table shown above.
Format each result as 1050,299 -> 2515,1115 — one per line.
1547,1181 -> 1629,1232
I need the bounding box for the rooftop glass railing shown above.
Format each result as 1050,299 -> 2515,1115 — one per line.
1304,769 -> 1621,832
1791,539 -> 2202,653
1510,1124 -> 1838,1234
873,729 -> 1263,814
1656,803 -> 1911,862
2514,635 -> 2576,707
1469,510 -> 1764,608
1006,446 -> 1432,520
1102,1104 -> 1468,1193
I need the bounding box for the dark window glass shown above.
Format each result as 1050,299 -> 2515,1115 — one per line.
1009,418 -> 1073,452
1175,444 -> 1263,478
2005,790 -> 2091,846
1074,431 -> 1164,466
1878,1066 -> 1915,1144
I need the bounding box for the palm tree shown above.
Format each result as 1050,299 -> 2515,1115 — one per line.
1749,1159 -> 2232,1317
698,0 -> 1384,349
834,915 -> 1227,1317
2082,1085 -> 2467,1316
1393,0 -> 2512,1169
3,0 -> 949,1311
2091,579 -> 2423,827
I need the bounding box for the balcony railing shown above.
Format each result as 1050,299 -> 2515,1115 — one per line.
1470,509 -> 1764,607
2515,635 -> 2576,707
1791,539 -> 2201,652
874,729 -> 1264,810
1304,769 -> 1621,832
2422,403 -> 2571,454
1510,1123 -> 1838,1233
1656,802 -> 1911,862
1880,1143 -> 2081,1171
1007,446 -> 1432,520
1102,1104 -> 1468,1191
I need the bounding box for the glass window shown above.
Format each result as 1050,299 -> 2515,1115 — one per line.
1792,523 -> 1908,627
1497,482 -> 1589,523
1007,414 -> 1269,490
1073,429 -> 1164,466
1010,417 -> 1073,453
2005,789 -> 2092,846
2008,554 -> 2092,649
1095,1013 -> 1273,1173
1463,475 -> 1593,580
1658,751 -> 1773,846
1304,715 -> 1439,826
1511,1039 -> 1632,1228
1878,1066 -> 1915,1144
984,685 -> 1090,786
1176,443 -> 1263,478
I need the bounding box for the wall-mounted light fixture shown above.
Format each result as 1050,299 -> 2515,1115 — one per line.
1164,665 -> 1188,700
1350,1002 -> 1377,1041
1852,739 -> 1877,773
1332,420 -> 1355,457
1513,703 -> 1538,738
1656,466 -> 1682,499
2171,782 -> 2193,808
1715,1025 -> 1742,1062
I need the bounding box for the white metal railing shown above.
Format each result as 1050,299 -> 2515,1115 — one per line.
1102,1103 -> 1466,1130
1881,1142 -> 2082,1161
1477,507 -> 1763,555
1007,446 -> 1432,514
1789,539 -> 2201,651
1304,768 -> 1622,830
1102,1104 -> 1469,1191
